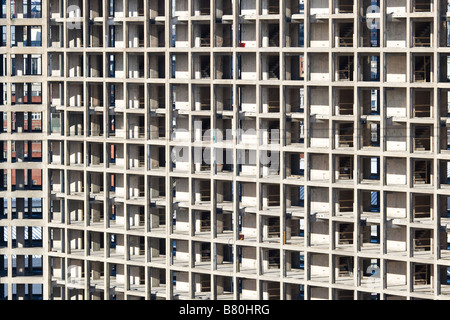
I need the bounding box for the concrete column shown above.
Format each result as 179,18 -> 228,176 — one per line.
151,268 -> 160,287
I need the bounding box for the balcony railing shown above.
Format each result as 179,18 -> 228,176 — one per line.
200,192 -> 211,202
199,5 -> 210,15
200,218 -> 211,232
338,4 -> 353,13
138,126 -> 145,139
338,166 -> 353,180
200,38 -> 210,47
338,69 -> 352,81
268,102 -> 280,113
414,36 -> 430,47
139,98 -> 145,108
200,100 -> 211,110
414,70 -> 427,82
413,238 -> 431,251
413,1 -> 431,12
414,137 -> 430,151
268,194 -> 280,206
138,155 -> 145,167
337,231 -> 353,244
413,205 -> 430,219
338,134 -> 353,147
413,104 -> 431,117
339,37 -> 353,47
338,103 -> 353,115
268,5 -> 280,14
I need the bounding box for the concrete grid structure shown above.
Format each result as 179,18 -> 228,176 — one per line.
2,0 -> 450,300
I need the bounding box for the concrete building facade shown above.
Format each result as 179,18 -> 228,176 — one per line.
1,0 -> 450,300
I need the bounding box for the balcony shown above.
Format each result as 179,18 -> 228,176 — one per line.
413,160 -> 432,186
337,156 -> 353,181
413,194 -> 432,221
337,123 -> 354,148
413,0 -> 431,12
413,22 -> 431,47
337,55 -> 354,81
414,55 -> 432,82
338,23 -> 353,47
336,0 -> 353,13
414,126 -> 432,152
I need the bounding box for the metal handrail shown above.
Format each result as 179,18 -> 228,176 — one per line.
413,2 -> 430,12
338,69 -> 352,81
199,6 -> 210,15
200,163 -> 211,171
200,101 -> 211,110
338,4 -> 353,13
138,155 -> 145,167
413,36 -> 430,47
339,37 -> 353,47
413,104 -> 431,117
200,193 -> 211,201
338,102 -> 353,114
268,4 -> 279,14
339,134 -> 353,144
138,184 -> 145,197
268,103 -> 280,112
413,204 -> 430,218
413,238 -> 431,250
414,137 -> 430,151
136,126 -> 145,139
268,195 -> 280,206
414,70 -> 426,82
200,38 -> 210,47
